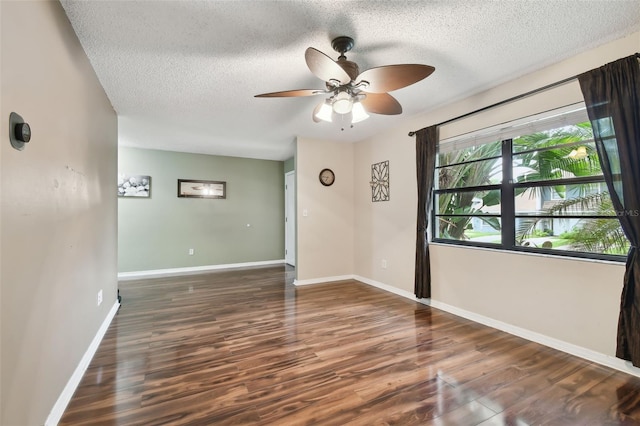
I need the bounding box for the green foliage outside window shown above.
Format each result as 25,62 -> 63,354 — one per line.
434,121 -> 629,258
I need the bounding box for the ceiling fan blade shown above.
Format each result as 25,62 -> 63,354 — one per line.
305,48 -> 351,85
357,64 -> 435,93
361,92 -> 402,115
255,89 -> 325,98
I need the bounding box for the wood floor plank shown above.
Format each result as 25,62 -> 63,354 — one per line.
59,265 -> 640,425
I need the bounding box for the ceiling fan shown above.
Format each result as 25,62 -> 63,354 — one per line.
255,36 -> 435,126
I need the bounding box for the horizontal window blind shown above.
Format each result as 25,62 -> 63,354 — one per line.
438,103 -> 589,153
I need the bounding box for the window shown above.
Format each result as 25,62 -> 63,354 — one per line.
433,106 -> 629,260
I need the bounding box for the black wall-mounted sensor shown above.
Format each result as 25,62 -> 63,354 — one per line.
15,122 -> 31,143
9,112 -> 31,150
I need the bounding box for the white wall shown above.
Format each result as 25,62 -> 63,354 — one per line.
347,32 -> 638,364
1,2 -> 118,424
430,246 -> 625,354
296,137 -> 354,281
353,132 -> 416,293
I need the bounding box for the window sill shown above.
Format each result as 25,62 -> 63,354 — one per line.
429,240 -> 626,266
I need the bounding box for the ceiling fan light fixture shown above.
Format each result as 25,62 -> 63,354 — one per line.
255,36 -> 436,125
315,101 -> 333,122
333,91 -> 353,114
351,101 -> 369,123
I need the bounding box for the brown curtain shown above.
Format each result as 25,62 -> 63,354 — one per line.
578,54 -> 640,366
415,126 -> 438,298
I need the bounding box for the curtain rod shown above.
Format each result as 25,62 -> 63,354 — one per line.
408,52 -> 640,137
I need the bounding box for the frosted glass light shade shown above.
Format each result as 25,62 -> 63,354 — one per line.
333,91 -> 353,114
351,102 -> 369,123
315,102 -> 333,122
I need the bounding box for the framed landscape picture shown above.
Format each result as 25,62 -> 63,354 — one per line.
118,174 -> 151,198
178,179 -> 226,199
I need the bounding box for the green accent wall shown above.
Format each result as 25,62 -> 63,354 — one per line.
118,147 -> 284,272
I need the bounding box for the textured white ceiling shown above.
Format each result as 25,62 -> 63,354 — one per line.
60,0 -> 640,161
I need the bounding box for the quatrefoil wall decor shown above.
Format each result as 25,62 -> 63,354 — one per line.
370,160 -> 389,202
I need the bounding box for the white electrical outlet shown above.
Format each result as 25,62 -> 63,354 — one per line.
188,248 -> 194,255
381,259 -> 387,269
97,289 -> 103,306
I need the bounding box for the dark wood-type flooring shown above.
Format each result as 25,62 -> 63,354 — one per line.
60,265 -> 640,425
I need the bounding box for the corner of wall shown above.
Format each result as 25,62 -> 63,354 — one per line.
295,137 -> 355,281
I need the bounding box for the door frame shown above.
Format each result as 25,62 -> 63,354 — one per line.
284,171 -> 296,266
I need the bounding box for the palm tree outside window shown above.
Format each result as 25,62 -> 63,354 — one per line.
433,105 -> 629,260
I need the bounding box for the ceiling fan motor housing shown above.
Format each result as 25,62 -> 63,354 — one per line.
337,59 -> 359,81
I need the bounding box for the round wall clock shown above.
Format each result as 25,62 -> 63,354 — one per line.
319,168 -> 335,186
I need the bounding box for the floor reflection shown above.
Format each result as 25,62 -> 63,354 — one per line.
59,266 -> 640,425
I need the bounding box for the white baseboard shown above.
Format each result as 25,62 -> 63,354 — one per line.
118,259 -> 285,280
307,274 -> 640,379
424,299 -> 640,378
293,275 -> 354,286
353,275 -> 418,301
46,301 -> 120,426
